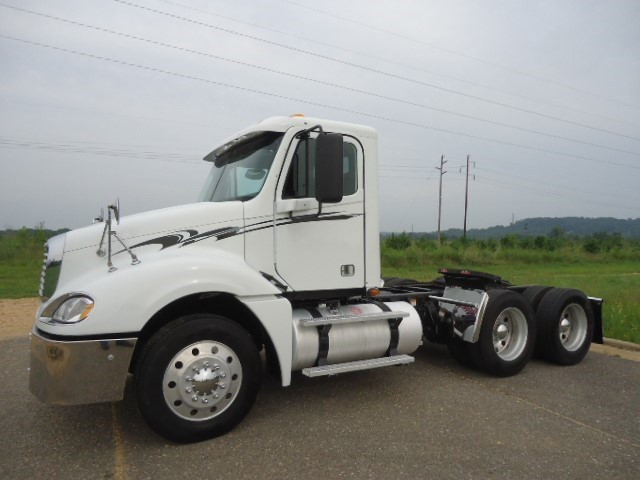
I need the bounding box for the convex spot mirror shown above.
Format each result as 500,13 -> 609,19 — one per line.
245,168 -> 267,180
315,132 -> 344,204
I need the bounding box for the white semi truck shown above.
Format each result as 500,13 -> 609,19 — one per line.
30,115 -> 603,443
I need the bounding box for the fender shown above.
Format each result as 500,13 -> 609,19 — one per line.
37,248 -> 294,385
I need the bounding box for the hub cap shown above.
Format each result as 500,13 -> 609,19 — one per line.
162,341 -> 242,421
558,303 -> 588,351
492,307 -> 528,361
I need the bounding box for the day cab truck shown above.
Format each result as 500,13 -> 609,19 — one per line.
30,115 -> 603,443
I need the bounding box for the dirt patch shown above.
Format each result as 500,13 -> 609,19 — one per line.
0,298 -> 39,339
591,343 -> 640,363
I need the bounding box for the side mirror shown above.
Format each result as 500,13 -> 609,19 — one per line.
315,133 -> 343,204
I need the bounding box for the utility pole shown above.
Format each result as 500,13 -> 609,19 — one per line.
436,155 -> 447,245
463,155 -> 473,240
458,155 -> 476,241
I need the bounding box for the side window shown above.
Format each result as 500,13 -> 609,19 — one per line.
283,138 -> 358,199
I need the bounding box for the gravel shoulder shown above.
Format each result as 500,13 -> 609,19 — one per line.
0,298 -> 39,338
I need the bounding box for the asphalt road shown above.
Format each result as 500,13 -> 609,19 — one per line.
0,336 -> 638,480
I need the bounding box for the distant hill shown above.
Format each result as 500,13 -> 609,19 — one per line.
384,217 -> 640,239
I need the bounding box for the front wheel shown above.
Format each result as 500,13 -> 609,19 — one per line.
135,314 -> 261,443
468,289 -> 536,377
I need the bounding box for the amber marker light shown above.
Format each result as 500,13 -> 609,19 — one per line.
368,288 -> 381,296
80,302 -> 95,321
290,113 -> 305,117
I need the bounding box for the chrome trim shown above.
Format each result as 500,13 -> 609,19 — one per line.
299,310 -> 410,327
301,354 -> 414,377
436,288 -> 489,343
428,296 -> 479,308
40,292 -> 94,323
29,329 -> 137,405
472,293 -> 490,343
39,234 -> 65,300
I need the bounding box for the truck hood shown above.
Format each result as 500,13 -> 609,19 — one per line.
64,202 -> 244,253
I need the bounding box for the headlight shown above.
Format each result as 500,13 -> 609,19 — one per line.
51,296 -> 95,324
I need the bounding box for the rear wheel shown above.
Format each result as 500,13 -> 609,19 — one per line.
468,289 -> 536,377
521,285 -> 552,311
135,314 -> 261,443
535,288 -> 594,365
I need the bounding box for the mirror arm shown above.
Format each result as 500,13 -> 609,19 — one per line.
295,124 -> 323,139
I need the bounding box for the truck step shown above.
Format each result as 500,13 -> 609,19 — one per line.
300,310 -> 409,327
301,354 -> 414,377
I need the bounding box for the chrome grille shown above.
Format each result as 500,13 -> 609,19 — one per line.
38,243 -> 48,297
39,234 -> 65,301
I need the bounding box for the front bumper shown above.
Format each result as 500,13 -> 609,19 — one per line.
29,329 -> 137,405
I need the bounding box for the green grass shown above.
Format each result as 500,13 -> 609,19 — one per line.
0,228 -> 48,299
0,264 -> 41,298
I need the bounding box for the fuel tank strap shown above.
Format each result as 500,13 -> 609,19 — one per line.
307,307 -> 331,367
363,300 -> 404,357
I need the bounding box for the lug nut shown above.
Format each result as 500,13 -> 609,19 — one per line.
192,395 -> 198,401
220,372 -> 226,378
185,387 -> 192,393
203,398 -> 208,404
213,394 -> 219,399
219,383 -> 226,389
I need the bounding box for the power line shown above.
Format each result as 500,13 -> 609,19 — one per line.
108,0 -> 640,143
153,0 -> 638,129
385,161 -> 639,205
0,139 -> 204,164
279,0 -> 640,110
0,96 -> 229,130
473,176 -> 638,213
472,165 -> 640,205
8,3 -> 637,157
0,135 -> 203,155
3,33 -> 639,173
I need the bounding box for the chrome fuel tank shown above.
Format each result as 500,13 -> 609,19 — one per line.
291,301 -> 422,370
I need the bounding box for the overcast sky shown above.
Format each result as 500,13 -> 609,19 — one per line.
1,0 -> 639,232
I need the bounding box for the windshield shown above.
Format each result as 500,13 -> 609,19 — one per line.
198,131 -> 284,202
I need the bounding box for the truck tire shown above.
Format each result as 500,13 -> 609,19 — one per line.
535,288 -> 594,365
446,338 -> 475,368
135,314 -> 261,443
521,285 -> 552,311
467,289 -> 536,377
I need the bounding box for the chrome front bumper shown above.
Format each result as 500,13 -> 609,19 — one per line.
29,329 -> 137,405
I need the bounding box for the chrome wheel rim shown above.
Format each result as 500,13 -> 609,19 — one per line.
162,341 -> 242,421
558,303 -> 588,351
492,307 -> 528,361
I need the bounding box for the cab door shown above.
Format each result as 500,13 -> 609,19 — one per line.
274,133 -> 365,293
